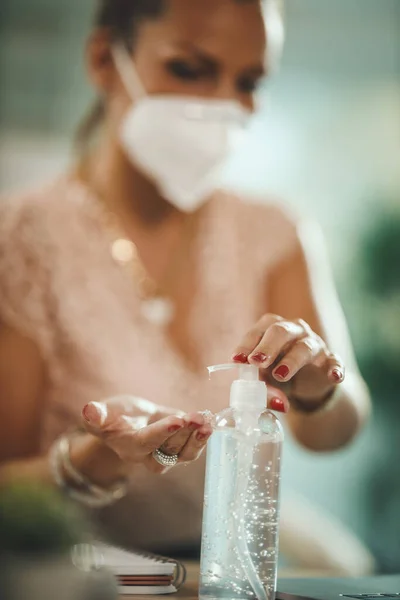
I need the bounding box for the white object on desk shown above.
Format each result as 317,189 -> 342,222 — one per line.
96,543 -> 186,595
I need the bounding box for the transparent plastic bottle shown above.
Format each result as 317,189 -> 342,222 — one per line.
199,364 -> 284,600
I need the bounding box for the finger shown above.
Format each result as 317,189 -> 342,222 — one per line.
325,354 -> 345,383
127,415 -> 187,455
82,401 -> 109,432
266,385 -> 290,414
82,397 -> 182,435
178,424 -> 214,463
82,396 -> 170,430
145,455 -> 171,475
146,418 -> 214,475
232,314 -> 282,363
147,406 -> 185,425
248,319 -> 308,369
90,414 -> 185,464
160,412 -> 206,455
82,402 -> 152,437
272,336 -> 326,382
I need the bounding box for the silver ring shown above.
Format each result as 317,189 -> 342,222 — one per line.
199,410 -> 214,424
152,448 -> 179,467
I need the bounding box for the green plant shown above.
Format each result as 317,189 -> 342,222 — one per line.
361,211 -> 400,297
354,207 -> 400,410
0,482 -> 87,557
348,203 -> 400,572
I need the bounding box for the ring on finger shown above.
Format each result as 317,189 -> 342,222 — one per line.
152,448 -> 179,467
199,410 -> 214,424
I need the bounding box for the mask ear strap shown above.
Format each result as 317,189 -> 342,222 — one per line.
263,1 -> 285,72
112,43 -> 147,100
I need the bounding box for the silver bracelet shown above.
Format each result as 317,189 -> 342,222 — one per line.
60,433 -> 127,500
49,434 -> 128,508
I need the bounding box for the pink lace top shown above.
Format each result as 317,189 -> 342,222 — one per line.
0,177 -> 298,551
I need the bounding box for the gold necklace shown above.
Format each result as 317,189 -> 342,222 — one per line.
98,201 -> 195,328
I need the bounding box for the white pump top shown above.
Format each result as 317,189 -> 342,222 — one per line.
207,363 -> 266,411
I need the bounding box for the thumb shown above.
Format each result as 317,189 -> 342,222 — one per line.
81,398 -> 151,434
82,401 -> 108,430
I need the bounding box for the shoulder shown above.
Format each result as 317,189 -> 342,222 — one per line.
210,189 -> 302,267
211,188 -> 299,233
0,180 -> 69,292
0,183 -> 53,248
0,177 -> 95,342
0,176 -> 94,314
0,176 -> 92,256
0,181 -> 70,351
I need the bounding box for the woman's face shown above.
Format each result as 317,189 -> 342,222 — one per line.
89,0 -> 272,140
132,0 -> 268,110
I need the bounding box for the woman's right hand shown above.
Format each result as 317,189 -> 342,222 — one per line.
81,396 -> 213,474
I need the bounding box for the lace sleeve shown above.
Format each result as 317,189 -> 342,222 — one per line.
0,194 -> 56,361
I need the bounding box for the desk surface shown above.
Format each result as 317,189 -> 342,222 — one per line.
119,563 -> 337,600
121,562 -> 199,600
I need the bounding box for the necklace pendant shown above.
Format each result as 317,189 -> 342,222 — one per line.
111,238 -> 137,265
108,235 -> 175,327
140,297 -> 175,327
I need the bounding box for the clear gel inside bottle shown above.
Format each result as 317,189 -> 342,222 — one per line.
199,364 -> 284,600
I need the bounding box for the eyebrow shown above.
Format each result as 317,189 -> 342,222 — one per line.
177,42 -> 218,70
172,41 -> 267,76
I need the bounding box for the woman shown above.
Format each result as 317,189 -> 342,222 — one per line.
0,0 -> 370,558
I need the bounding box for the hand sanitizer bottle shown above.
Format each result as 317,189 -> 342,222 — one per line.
199,364 -> 284,600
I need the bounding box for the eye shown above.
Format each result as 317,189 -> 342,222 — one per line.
237,72 -> 267,94
237,75 -> 263,94
166,59 -> 203,81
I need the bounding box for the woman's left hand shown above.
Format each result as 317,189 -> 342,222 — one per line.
232,314 -> 345,414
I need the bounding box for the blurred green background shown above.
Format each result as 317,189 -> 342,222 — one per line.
0,0 -> 399,571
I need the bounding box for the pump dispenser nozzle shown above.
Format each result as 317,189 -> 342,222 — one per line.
208,363 -> 258,379
208,363 -> 266,411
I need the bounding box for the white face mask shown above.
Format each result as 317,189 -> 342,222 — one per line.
112,45 -> 251,212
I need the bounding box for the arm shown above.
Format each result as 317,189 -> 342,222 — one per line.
0,198 -> 212,489
0,323 -> 212,490
0,200 -> 125,487
268,221 -> 370,451
0,321 -> 128,488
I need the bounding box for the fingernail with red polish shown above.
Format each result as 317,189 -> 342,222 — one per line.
196,431 -> 211,442
82,402 -> 107,427
274,365 -> 290,379
232,353 -> 249,364
270,398 -> 288,413
251,352 -> 268,364
82,405 -> 92,422
331,368 -> 343,382
168,424 -> 182,433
